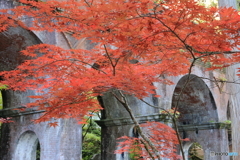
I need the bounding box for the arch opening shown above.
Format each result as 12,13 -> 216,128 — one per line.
172,74 -> 218,125
227,101 -> 232,153
172,74 -> 220,159
0,81 -> 7,110
188,142 -> 204,160
182,142 -> 205,160
0,91 -> 2,110
14,131 -> 40,160
36,141 -> 40,160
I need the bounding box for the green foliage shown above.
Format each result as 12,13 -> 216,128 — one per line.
0,84 -> 7,109
198,0 -> 218,7
0,84 -> 7,90
209,120 -> 215,123
237,0 -> 240,11
0,92 -> 2,110
222,120 -> 231,124
160,108 -> 180,118
82,116 -> 101,160
36,142 -> 40,160
129,142 -> 142,160
189,142 -> 204,160
220,120 -> 231,129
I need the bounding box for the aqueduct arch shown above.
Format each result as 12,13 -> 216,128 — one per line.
172,74 -> 218,125
172,74 -> 229,160
0,18 -> 82,159
14,131 -> 40,160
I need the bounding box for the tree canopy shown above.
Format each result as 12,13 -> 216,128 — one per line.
0,0 -> 239,122
0,0 -> 239,159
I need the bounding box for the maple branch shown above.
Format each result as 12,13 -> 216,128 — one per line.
103,44 -> 116,76
140,99 -> 176,118
90,0 -> 94,6
195,49 -> 240,59
82,110 -> 99,142
139,139 -> 155,160
32,57 -> 106,75
197,76 -> 240,85
183,32 -> 197,43
82,116 -> 93,141
111,91 -> 161,160
149,15 -> 197,60
140,98 -> 186,160
59,34 -> 107,75
169,57 -> 200,160
83,0 -> 92,8
62,32 -> 74,49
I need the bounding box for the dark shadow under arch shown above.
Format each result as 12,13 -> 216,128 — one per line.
0,26 -> 42,71
172,74 -> 218,125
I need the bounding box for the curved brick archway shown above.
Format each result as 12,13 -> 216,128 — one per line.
0,25 -> 43,160
0,24 -> 82,160
14,131 -> 40,160
172,74 -> 229,160
0,26 -> 42,72
172,74 -> 218,125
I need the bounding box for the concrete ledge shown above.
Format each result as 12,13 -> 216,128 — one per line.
1,109 -> 231,131
0,107 -> 44,117
95,114 -> 172,127
96,114 -> 230,131
178,122 -> 231,131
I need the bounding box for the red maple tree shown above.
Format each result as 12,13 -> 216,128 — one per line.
115,121 -> 181,160
0,0 -> 239,159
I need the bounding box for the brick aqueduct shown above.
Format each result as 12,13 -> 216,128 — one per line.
0,0 -> 239,160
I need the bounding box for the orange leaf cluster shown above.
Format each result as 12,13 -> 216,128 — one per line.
115,121 -> 181,159
0,0 -> 239,123
0,117 -> 13,123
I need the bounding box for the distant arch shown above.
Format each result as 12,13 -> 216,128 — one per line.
0,91 -> 3,109
227,101 -> 232,152
172,74 -> 223,160
182,142 -> 193,160
0,26 -> 42,71
0,78 -> 7,109
14,131 -> 40,160
182,142 -> 204,160
172,74 -> 218,125
227,101 -> 231,120
188,142 -> 204,160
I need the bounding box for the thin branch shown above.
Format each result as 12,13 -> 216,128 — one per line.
62,32 -> 74,49
140,98 -> 186,160
111,91 -> 161,160
83,0 -> 91,7
82,116 -> 92,141
197,76 -> 240,85
103,44 -> 116,76
149,15 -> 196,60
70,58 -> 107,74
139,139 -> 155,160
140,99 -> 176,119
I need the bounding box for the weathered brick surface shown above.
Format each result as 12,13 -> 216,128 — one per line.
0,1 -> 82,159
98,66 -> 231,160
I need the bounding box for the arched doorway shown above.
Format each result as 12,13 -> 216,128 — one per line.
172,75 -> 230,159
14,131 -> 40,160
0,91 -> 2,110
172,74 -> 218,125
188,142 -> 204,160
226,101 -> 232,153
0,83 -> 7,110
182,142 -> 204,160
